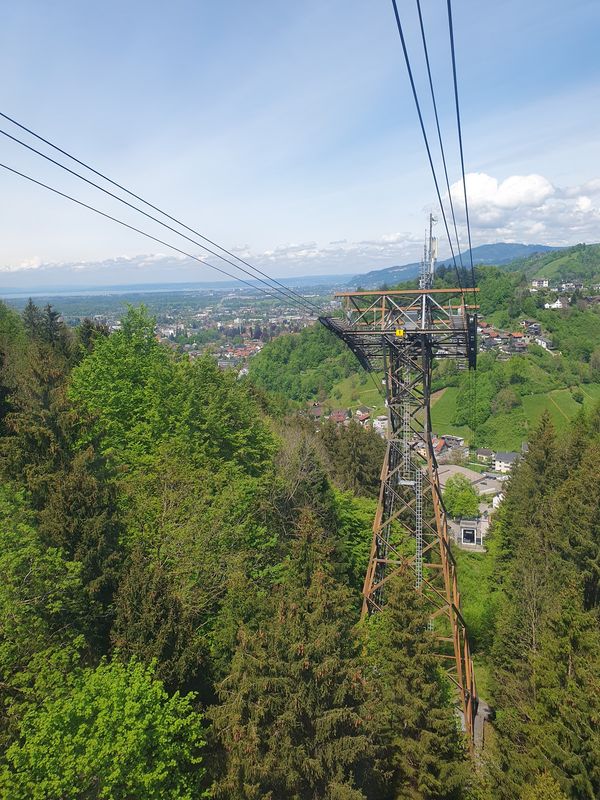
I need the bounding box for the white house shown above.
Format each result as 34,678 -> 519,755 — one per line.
544,297 -> 569,310
372,415 -> 388,436
494,451 -> 519,473
531,278 -> 549,289
535,336 -> 555,351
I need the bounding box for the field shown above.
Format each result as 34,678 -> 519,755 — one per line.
430,388 -> 474,441
325,372 -> 386,416
522,383 -> 600,432
431,383 -> 600,448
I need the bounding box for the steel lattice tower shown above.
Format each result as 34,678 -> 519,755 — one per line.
320,236 -> 479,744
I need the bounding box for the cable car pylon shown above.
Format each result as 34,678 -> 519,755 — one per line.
320,216 -> 479,747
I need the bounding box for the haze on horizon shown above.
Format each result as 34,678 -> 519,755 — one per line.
1,0 -> 599,289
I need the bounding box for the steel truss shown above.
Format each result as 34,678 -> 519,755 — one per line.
321,287 -> 479,746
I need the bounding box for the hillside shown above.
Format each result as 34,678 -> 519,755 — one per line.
1,296 -> 599,799
350,242 -> 557,289
250,242 -> 600,451
504,241 -> 600,282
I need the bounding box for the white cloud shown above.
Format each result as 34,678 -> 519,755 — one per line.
2,172 -> 600,286
448,172 -> 600,246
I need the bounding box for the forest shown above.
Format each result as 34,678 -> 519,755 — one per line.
0,299 -> 598,799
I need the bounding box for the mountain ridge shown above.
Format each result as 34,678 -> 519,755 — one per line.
348,242 -> 560,288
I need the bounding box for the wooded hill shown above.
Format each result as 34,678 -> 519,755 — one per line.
0,298 -> 598,799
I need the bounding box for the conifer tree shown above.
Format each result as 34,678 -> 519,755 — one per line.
1,351 -> 121,649
39,304 -> 64,347
21,299 -> 42,339
210,516 -> 373,800
551,443 -> 600,610
494,412 -> 560,577
111,544 -> 210,698
488,408 -> 600,800
365,569 -> 468,800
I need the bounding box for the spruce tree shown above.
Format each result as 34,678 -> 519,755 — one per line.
494,412 -> 560,577
39,304 -> 64,347
488,409 -> 600,800
111,544 -> 210,698
210,517 -> 373,800
21,299 -> 42,339
551,442 -> 600,610
1,350 -> 121,650
365,569 -> 468,800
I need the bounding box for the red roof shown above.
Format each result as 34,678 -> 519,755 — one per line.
329,411 -> 348,423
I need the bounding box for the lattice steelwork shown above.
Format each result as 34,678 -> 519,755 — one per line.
320,286 -> 479,745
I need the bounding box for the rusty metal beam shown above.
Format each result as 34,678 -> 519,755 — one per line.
320,287 -> 478,751
334,288 -> 480,296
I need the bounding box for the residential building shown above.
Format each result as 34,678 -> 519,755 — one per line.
544,297 -> 569,310
329,409 -> 350,424
431,436 -> 449,458
560,281 -> 583,291
476,448 -> 494,464
308,403 -> 323,420
531,278 -> 549,289
535,336 -> 555,351
443,435 -> 465,448
494,451 -> 519,473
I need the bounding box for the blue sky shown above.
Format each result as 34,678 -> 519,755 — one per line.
1,0 -> 599,286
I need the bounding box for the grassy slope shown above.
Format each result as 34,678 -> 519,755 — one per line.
507,242 -> 600,281
326,372 -> 386,416
429,384 -> 600,450
325,379 -> 600,451
430,388 -> 474,441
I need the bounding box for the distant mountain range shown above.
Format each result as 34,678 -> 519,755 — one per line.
348,243 -> 560,289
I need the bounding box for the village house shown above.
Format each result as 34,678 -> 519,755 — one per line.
443,435 -> 465,448
560,281 -> 583,291
307,403 -> 324,420
531,278 -> 549,289
535,336 -> 555,351
544,297 -> 569,310
494,451 -> 519,473
431,436 -> 449,459
476,447 -> 494,464
329,409 -> 351,425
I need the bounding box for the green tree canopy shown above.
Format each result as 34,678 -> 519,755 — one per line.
442,474 -> 479,518
1,658 -> 206,800
210,517 -> 373,800
69,306 -> 273,474
365,570 -> 468,800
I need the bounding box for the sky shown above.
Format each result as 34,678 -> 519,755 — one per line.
1,0 -> 599,288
